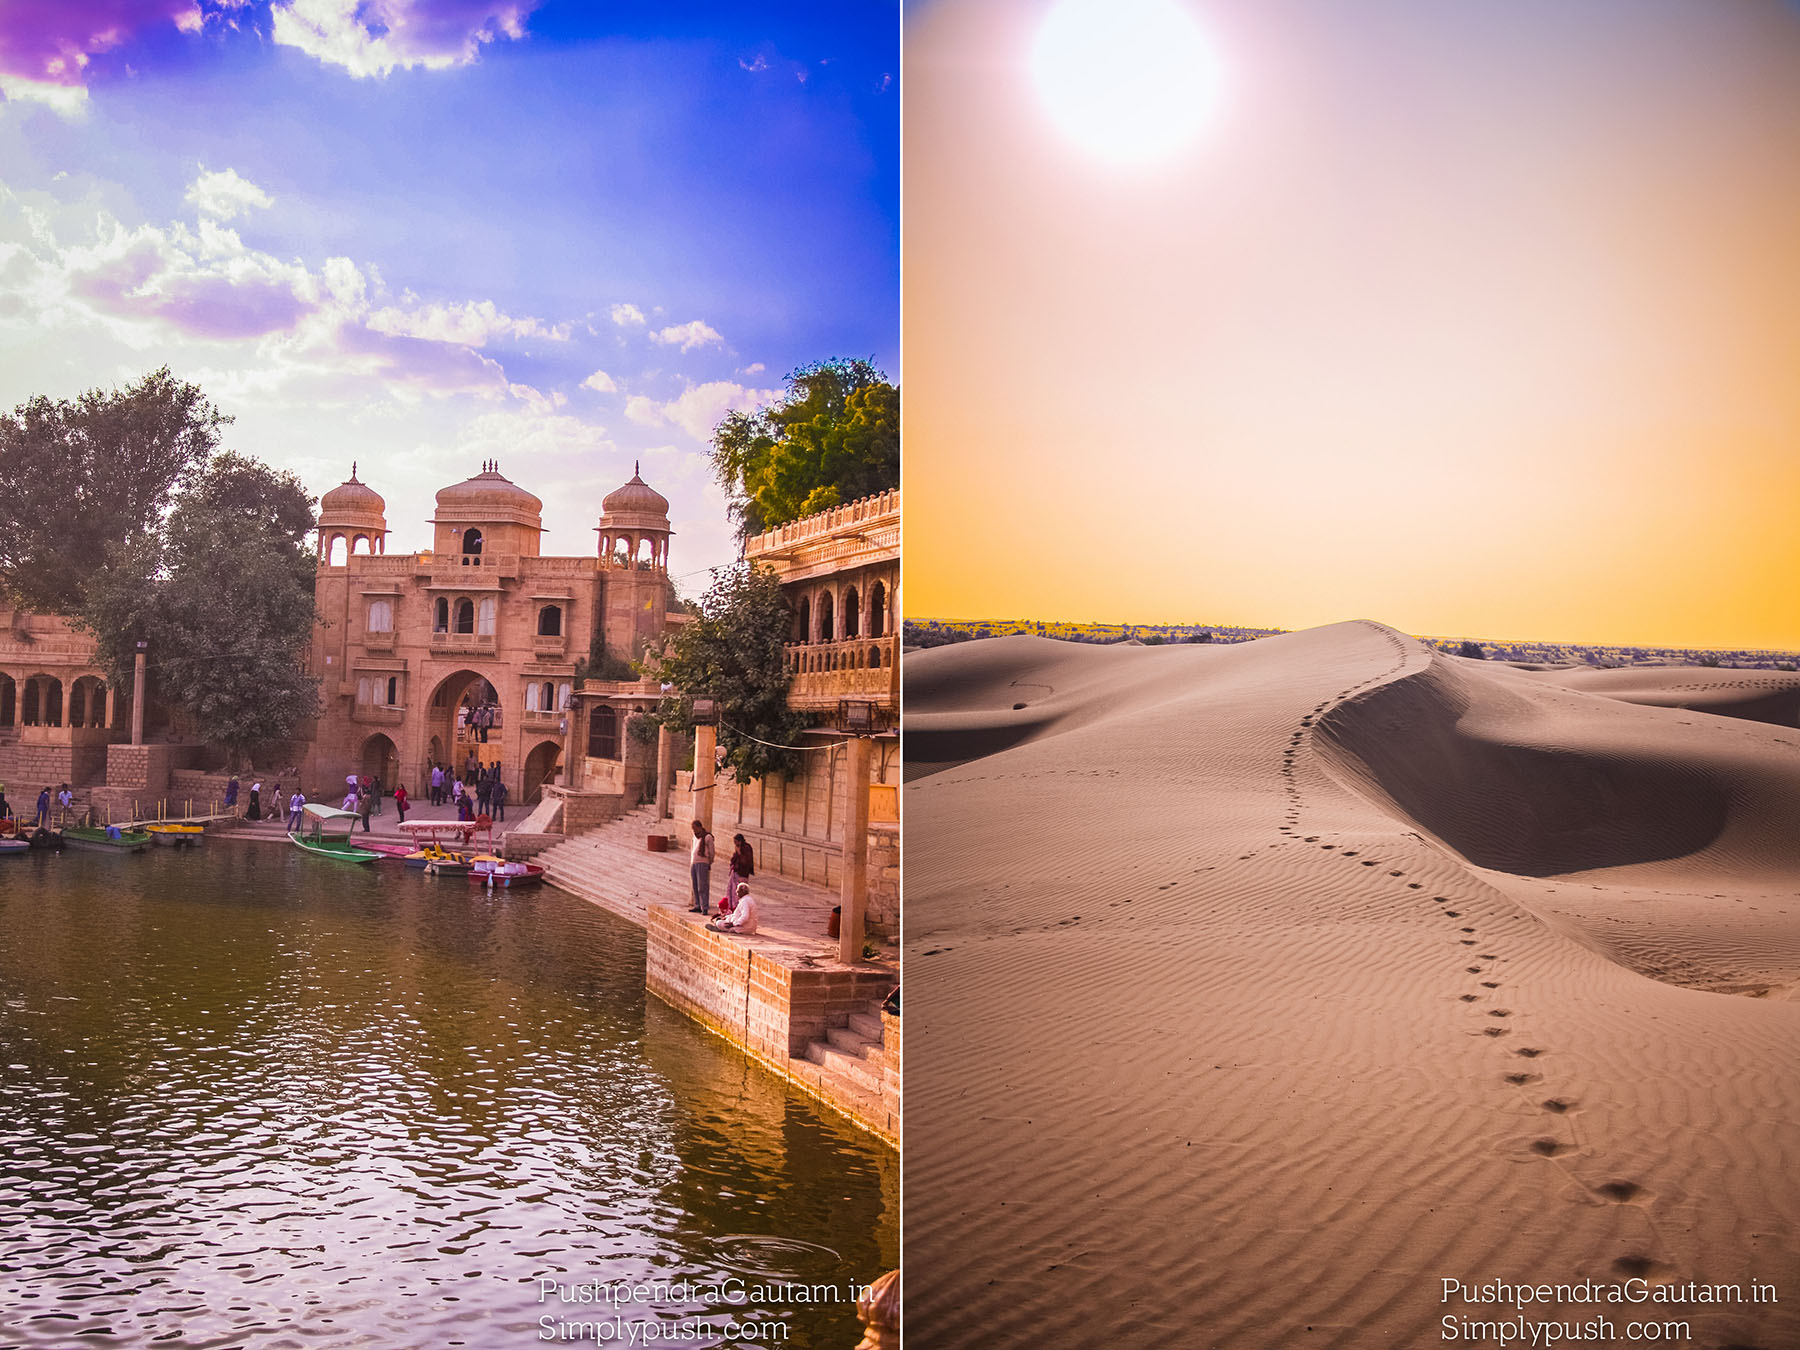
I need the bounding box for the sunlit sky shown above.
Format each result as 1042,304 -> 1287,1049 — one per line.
0,1 -> 897,595
905,0 -> 1800,648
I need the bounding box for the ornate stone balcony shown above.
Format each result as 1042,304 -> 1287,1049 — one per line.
430,632 -> 499,655
784,635 -> 898,711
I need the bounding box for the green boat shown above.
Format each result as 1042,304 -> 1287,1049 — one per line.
64,825 -> 153,853
288,803 -> 382,864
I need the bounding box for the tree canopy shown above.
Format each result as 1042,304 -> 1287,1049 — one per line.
710,358 -> 898,537
652,562 -> 811,781
81,453 -> 321,768
0,367 -> 229,611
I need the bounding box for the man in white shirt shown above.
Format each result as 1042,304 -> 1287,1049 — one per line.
710,887 -> 758,935
688,820 -> 715,915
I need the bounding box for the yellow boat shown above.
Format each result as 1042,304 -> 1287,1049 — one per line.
147,823 -> 205,847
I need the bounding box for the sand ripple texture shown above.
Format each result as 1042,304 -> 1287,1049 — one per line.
905,622 -> 1800,1349
0,848 -> 896,1349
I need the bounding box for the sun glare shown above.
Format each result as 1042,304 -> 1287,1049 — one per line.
1031,0 -> 1221,166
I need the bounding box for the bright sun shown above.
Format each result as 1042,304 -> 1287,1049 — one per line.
1031,0 -> 1222,166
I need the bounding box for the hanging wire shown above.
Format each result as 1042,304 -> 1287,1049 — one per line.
718,719 -> 849,752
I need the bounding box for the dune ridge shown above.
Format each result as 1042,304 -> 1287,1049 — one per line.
906,621 -> 1800,1348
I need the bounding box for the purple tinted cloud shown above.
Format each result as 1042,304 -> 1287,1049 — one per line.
334,322 -> 507,394
0,0 -> 204,85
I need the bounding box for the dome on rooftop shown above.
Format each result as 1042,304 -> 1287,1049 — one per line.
601,463 -> 670,519
319,464 -> 385,518
435,461 -> 543,516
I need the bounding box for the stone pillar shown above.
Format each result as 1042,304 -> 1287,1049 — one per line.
655,723 -> 673,820
131,650 -> 146,746
693,723 -> 716,833
838,734 -> 872,965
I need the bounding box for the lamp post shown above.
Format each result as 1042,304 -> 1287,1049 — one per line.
838,699 -> 875,965
131,640 -> 147,746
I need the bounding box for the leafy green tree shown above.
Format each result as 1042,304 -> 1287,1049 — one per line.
0,367 -> 229,610
652,562 -> 810,780
710,359 -> 898,537
81,454 -> 321,768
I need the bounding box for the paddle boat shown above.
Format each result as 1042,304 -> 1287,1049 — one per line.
398,820 -> 481,874
147,823 -> 205,848
0,837 -> 27,858
470,857 -> 544,889
288,802 -> 383,863
64,824 -> 152,853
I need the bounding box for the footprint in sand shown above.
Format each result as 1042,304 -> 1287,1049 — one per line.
1488,1010 -> 1511,1018
1408,882 -> 1423,889
1480,954 -> 1499,960
1461,940 -> 1478,946
1504,1073 -> 1540,1087
1481,981 -> 1501,989
1445,910 -> 1462,917
1461,927 -> 1476,933
1530,1138 -> 1566,1157
1434,896 -> 1450,903
1515,1047 -> 1544,1058
1611,1256 -> 1664,1280
1596,1180 -> 1643,1203
1466,966 -> 1484,974
1482,1027 -> 1510,1037
1541,1099 -> 1575,1114
1459,994 -> 1479,1003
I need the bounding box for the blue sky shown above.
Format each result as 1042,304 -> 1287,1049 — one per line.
0,0 -> 898,587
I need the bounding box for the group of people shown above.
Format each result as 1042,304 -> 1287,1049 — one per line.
426,758 -> 507,821
457,701 -> 500,743
687,821 -> 759,935
6,783 -> 77,828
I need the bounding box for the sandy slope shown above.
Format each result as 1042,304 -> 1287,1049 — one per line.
905,623 -> 1800,1349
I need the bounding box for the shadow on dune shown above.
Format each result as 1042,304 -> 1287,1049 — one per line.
1315,654 -> 1730,877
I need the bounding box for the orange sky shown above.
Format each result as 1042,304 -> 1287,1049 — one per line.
904,0 -> 1800,648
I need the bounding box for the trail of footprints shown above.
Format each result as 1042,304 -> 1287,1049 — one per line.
1259,625 -> 1665,1285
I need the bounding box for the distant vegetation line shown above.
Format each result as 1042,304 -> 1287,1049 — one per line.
903,620 -> 1800,671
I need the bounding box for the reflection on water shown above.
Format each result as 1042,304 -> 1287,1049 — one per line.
0,846 -> 896,1348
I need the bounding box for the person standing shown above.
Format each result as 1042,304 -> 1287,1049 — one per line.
688,819 -> 715,915
393,783 -> 409,824
430,762 -> 444,806
246,781 -> 262,822
476,771 -> 492,817
491,777 -> 507,822
35,786 -> 51,829
479,704 -> 492,744
288,789 -> 306,832
269,781 -> 282,825
726,833 -> 755,909
357,786 -> 373,833
56,784 -> 73,820
225,776 -> 240,812
370,774 -> 383,816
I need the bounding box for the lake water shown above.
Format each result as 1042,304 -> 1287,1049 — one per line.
0,843 -> 897,1349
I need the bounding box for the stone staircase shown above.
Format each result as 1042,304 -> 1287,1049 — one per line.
534,801 -> 700,928
792,1006 -> 900,1139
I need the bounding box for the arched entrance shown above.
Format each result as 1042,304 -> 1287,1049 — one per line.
427,668 -> 505,784
522,739 -> 563,804
361,733 -> 398,788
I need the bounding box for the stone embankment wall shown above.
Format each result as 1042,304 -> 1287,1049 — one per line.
645,906 -> 895,1137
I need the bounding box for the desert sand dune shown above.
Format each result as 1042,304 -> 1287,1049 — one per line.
905,622 -> 1800,1349
1531,664 -> 1800,728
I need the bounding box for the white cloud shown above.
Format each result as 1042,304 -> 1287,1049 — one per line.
609,301 -> 645,326
625,380 -> 776,443
741,361 -> 765,375
185,167 -> 273,221
366,297 -> 567,347
648,319 -> 722,353
0,73 -> 90,116
269,0 -> 536,80
581,368 -> 618,394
